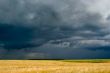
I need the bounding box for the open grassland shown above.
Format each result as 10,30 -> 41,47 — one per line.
0,60 -> 110,73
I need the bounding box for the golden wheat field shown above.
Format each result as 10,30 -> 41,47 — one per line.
0,60 -> 110,73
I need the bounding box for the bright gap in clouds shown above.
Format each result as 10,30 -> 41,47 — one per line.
84,0 -> 110,20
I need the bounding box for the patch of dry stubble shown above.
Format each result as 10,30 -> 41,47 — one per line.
0,60 -> 110,73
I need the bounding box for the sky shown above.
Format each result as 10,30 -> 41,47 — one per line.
0,0 -> 110,59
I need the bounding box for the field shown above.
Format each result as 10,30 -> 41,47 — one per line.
0,60 -> 110,73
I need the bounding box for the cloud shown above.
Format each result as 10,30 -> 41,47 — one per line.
0,0 -> 110,59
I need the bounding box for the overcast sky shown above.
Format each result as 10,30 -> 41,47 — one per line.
0,0 -> 110,59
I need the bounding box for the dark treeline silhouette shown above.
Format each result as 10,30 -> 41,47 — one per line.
28,59 -> 65,60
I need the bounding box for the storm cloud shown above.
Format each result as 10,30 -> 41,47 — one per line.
0,0 -> 110,59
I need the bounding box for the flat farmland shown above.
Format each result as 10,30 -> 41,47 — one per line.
0,60 -> 110,73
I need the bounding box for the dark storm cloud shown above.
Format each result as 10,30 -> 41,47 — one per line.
0,0 -> 85,49
0,23 -> 35,49
0,0 -> 61,49
0,0 -> 110,59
